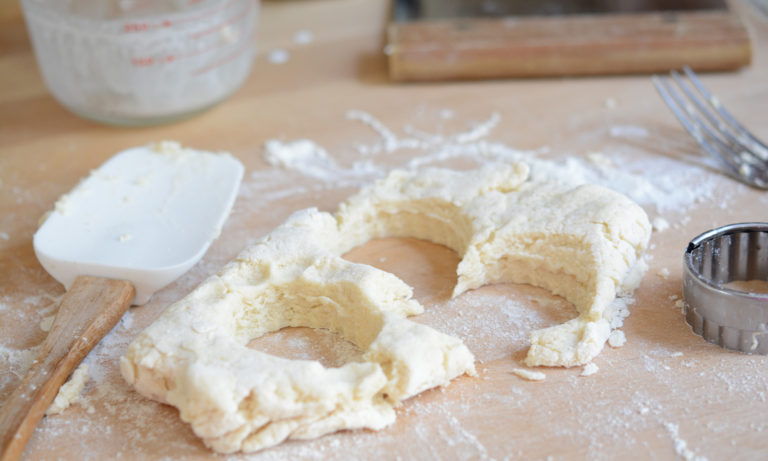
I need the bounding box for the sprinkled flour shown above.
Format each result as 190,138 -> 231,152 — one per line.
664,422 -> 708,461
0,344 -> 42,401
263,111 -> 721,215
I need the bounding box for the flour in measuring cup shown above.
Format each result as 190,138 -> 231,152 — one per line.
21,0 -> 257,125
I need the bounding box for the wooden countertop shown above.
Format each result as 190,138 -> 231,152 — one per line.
2,0 -> 768,459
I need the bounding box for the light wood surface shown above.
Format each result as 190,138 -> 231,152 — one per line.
1,0 -> 768,460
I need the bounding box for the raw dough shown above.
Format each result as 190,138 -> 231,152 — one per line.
122,161 -> 650,453
580,363 -> 600,377
122,209 -> 476,454
608,330 -> 627,348
47,364 -> 88,416
512,368 -> 547,381
336,162 -> 650,367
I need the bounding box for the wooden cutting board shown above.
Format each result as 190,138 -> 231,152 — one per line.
2,0 -> 768,459
387,1 -> 752,81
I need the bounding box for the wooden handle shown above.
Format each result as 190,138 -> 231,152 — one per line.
388,10 -> 752,81
0,276 -> 134,461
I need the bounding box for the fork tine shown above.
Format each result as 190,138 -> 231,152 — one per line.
652,74 -> 742,176
667,70 -> 745,165
683,66 -> 768,162
670,70 -> 757,164
654,70 -> 768,189
680,68 -> 768,187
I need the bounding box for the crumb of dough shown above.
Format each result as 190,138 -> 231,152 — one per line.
47,364 -> 88,416
608,330 -> 627,348
652,217 -> 670,232
512,368 -> 546,381
39,315 -> 55,332
657,267 -> 670,279
580,363 -> 599,376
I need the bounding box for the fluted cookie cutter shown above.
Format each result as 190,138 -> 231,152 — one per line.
683,223 -> 768,353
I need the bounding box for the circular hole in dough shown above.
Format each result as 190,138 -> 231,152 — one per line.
247,327 -> 364,368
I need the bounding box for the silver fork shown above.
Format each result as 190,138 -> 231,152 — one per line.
652,66 -> 768,189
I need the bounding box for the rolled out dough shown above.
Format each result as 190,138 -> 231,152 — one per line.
336,162 -> 651,366
122,161 -> 650,454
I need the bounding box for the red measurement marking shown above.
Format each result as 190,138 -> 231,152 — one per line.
131,56 -> 155,66
124,22 -> 150,32
130,54 -> 181,67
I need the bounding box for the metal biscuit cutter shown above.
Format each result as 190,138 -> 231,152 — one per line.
683,223 -> 768,353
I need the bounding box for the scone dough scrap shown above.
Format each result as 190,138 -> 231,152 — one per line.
336,162 -> 651,366
47,364 -> 89,416
122,162 -> 650,454
122,209 -> 476,454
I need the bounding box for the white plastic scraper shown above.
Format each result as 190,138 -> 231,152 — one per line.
0,142 -> 243,461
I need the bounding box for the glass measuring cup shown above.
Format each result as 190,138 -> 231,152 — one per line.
21,0 -> 258,126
